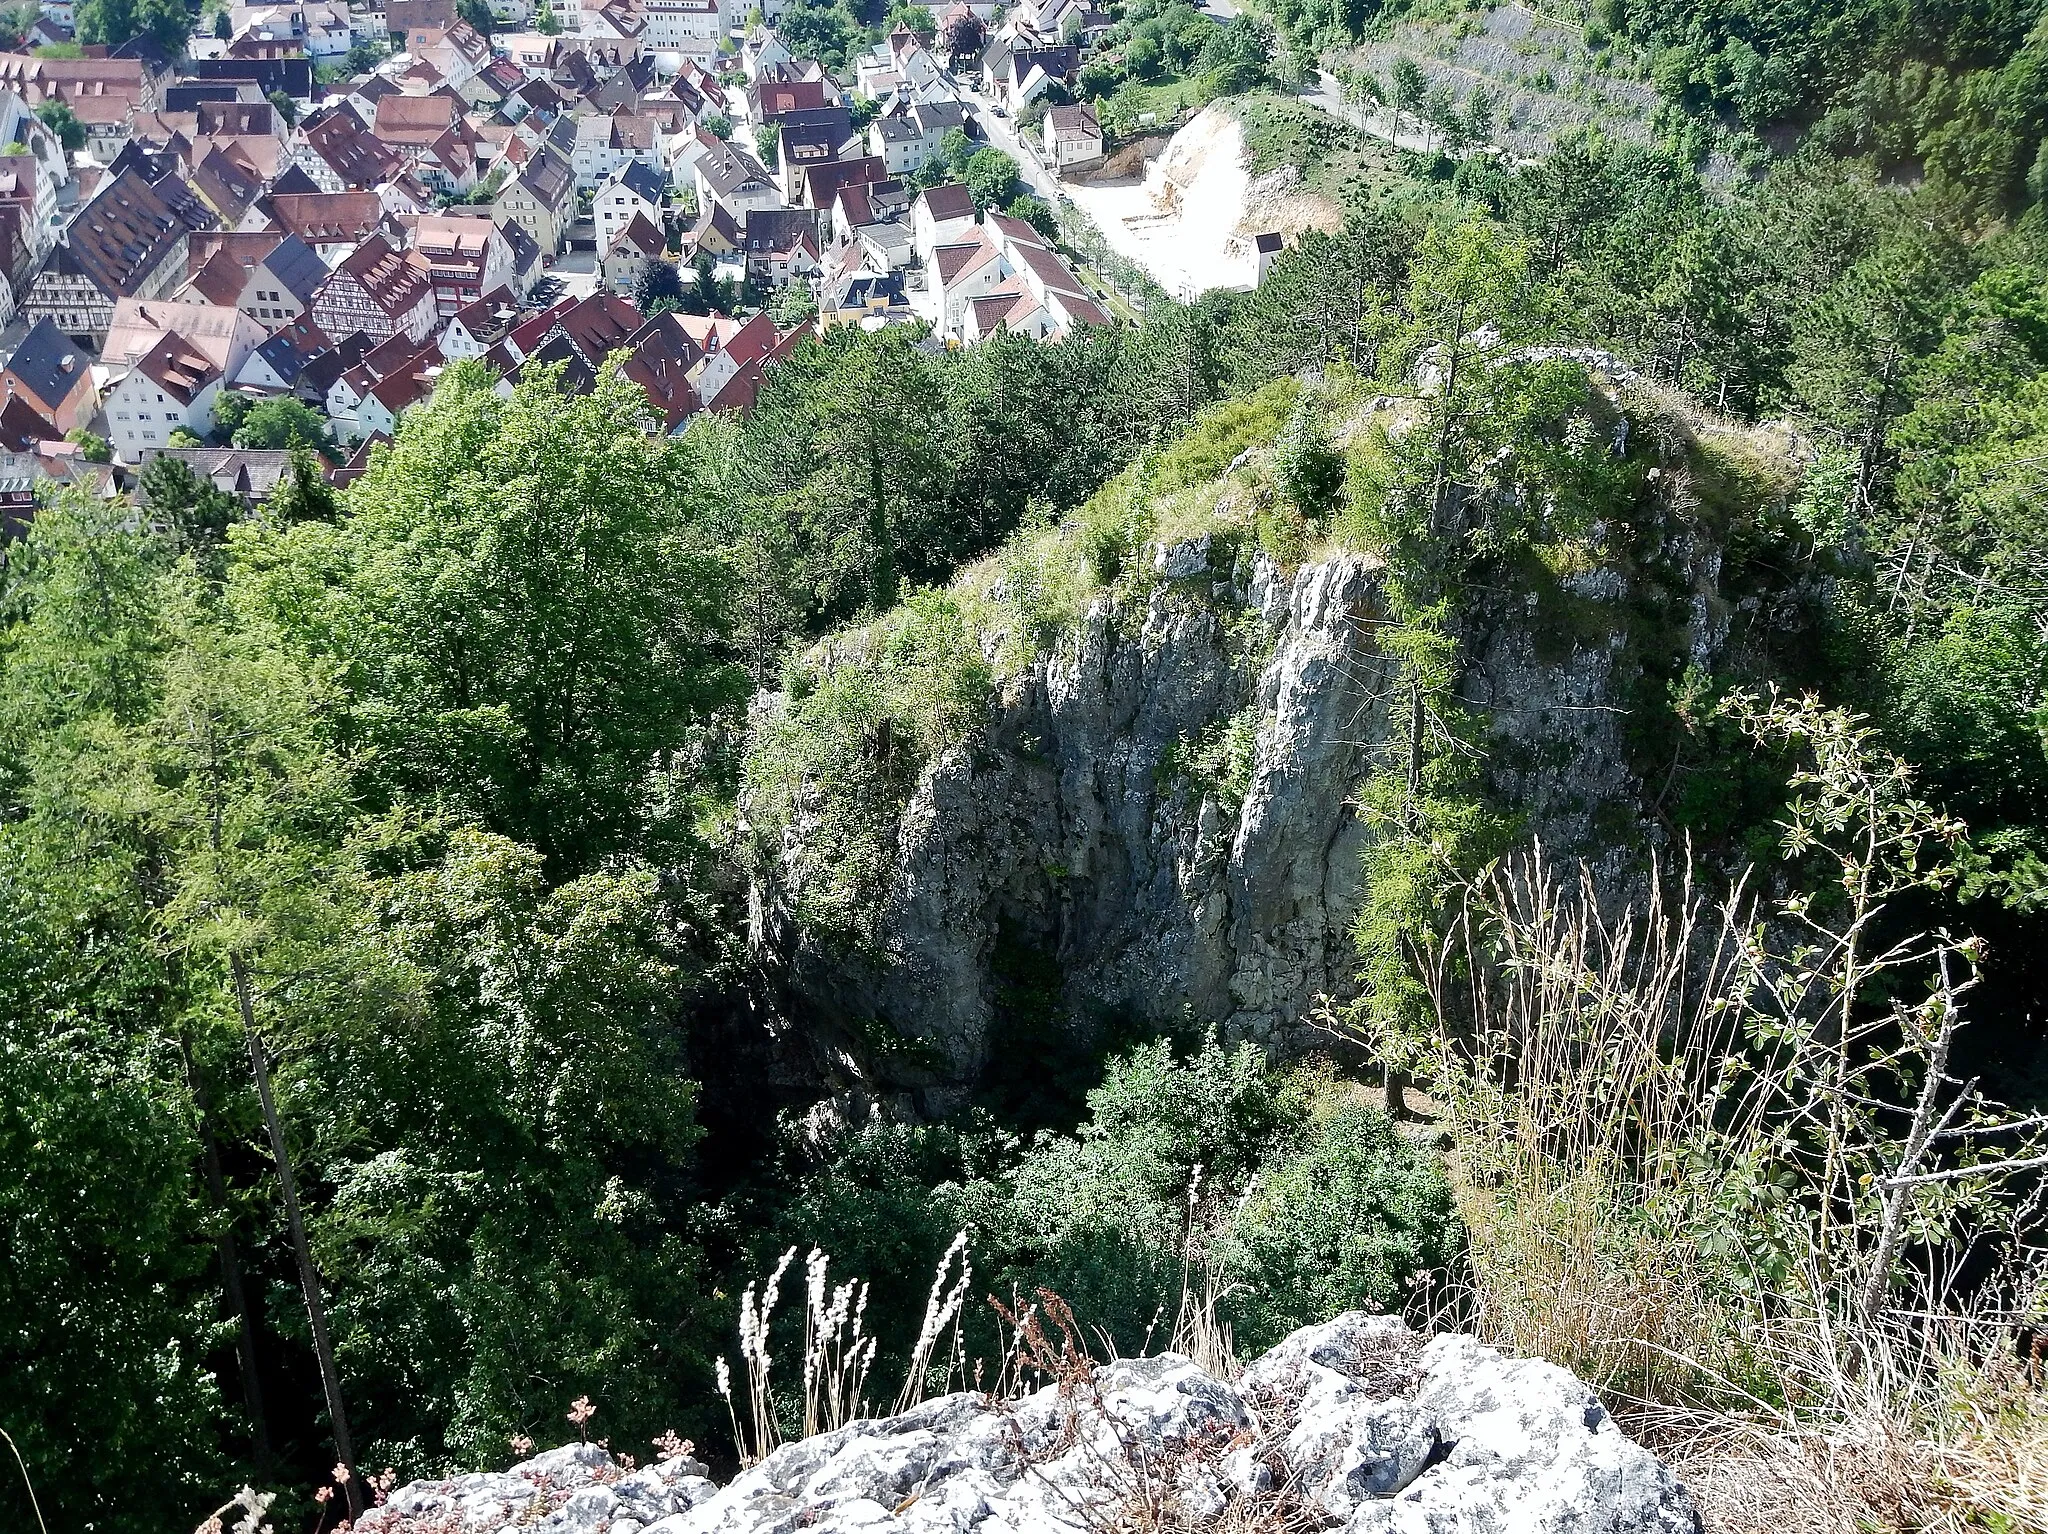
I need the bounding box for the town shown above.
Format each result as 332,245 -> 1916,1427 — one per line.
0,0 -> 1132,501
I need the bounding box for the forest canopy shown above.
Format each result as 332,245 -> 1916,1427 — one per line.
11,6 -> 2048,1529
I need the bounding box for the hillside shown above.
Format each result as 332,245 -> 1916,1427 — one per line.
14,5 -> 2048,1530
740,364 -> 1800,1112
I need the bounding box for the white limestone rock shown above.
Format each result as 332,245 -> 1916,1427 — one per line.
367,1316 -> 1697,1534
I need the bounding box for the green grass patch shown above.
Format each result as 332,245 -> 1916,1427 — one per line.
1231,93 -> 1408,209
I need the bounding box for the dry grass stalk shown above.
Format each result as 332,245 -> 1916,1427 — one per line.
719,1231 -> 972,1466
1385,691 -> 2048,1530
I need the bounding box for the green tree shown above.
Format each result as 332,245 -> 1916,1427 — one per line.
210,389 -> 251,443
33,97 -> 84,153
885,1 -> 933,37
267,87 -> 299,127
243,359 -> 745,876
304,828 -> 708,1469
938,124 -> 975,176
264,447 -> 340,524
638,257 -> 684,310
1389,55 -> 1425,142
232,396 -> 329,451
141,589 -> 370,1519
1272,390 -> 1346,520
1006,191 -> 1058,239
0,494 -> 231,1534
729,327 -> 951,621
75,0 -> 191,53
963,146 -> 1021,211
140,454 -> 241,572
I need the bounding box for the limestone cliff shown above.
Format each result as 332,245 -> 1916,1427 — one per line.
739,377 -> 1795,1117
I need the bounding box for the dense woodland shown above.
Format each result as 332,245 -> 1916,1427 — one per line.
12,1 -> 2048,1529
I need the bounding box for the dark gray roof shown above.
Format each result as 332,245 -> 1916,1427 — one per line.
5,318 -> 85,406
267,162 -> 321,197
261,233 -> 330,305
501,214 -> 541,274
911,99 -> 967,132
143,447 -> 296,501
55,169 -> 194,300
618,159 -> 665,205
518,146 -> 574,206
741,205 -> 817,253
254,329 -> 315,386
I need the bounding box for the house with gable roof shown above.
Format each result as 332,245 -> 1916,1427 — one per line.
695,137 -> 782,221
594,159 -> 666,251
181,231 -> 329,325
615,308 -> 703,431
926,207 -> 1105,343
1043,101 -> 1102,170
438,295 -> 520,360
493,144 -> 574,256
311,232 -> 437,343
139,446 -> 303,505
374,91 -> 480,192
234,313 -> 333,397
740,205 -> 819,288
104,330 -> 224,461
294,102 -> 402,190
407,213 -> 515,314
105,297 -> 265,383
24,169 -> 202,340
0,316 -> 95,434
868,97 -> 967,176
404,20 -> 491,90
602,210 -> 665,295
910,181 -> 975,261
684,198 -> 741,261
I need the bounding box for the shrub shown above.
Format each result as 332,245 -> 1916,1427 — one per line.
970,1039 -> 1458,1359
1224,1098 -> 1459,1350
1272,393 -> 1347,521
745,590 -> 993,945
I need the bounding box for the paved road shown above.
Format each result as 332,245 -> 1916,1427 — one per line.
1306,70 -> 1439,154
956,80 -> 1061,199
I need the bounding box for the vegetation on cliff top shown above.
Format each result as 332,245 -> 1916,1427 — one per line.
15,23 -> 2048,1527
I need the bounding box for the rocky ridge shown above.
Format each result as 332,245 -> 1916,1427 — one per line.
361,1313 -> 1699,1534
751,542 -> 1394,1118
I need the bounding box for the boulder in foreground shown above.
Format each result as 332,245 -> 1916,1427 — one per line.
361,1314 -> 1700,1534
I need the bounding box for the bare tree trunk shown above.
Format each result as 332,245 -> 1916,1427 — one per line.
1858,964 -> 1962,1335
177,1027 -> 273,1476
233,955 -> 360,1521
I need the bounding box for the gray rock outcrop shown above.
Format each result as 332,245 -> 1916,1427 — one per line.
753,545 -> 1397,1116
359,1314 -> 1700,1534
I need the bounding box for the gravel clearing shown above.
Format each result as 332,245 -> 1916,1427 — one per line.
1063,106 -> 1261,299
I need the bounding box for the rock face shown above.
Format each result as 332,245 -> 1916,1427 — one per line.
753,545 -> 1397,1117
361,1315 -> 1700,1534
